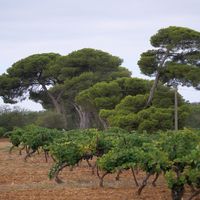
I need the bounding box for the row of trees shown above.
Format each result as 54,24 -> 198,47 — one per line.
0,26 -> 200,132
0,49 -> 130,130
8,126 -> 200,200
0,106 -> 68,137
0,101 -> 200,137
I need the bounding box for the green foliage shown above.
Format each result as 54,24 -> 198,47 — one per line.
35,111 -> 66,129
138,26 -> 200,89
97,132 -> 170,176
0,49 -> 130,130
99,80 -> 190,132
103,127 -> 129,135
24,125 -> 63,150
0,74 -> 21,103
114,77 -> 150,96
9,127 -> 25,147
150,26 -> 200,49
185,103 -> 200,128
109,66 -> 131,79
94,134 -> 113,157
59,48 -> 123,75
152,85 -> 183,108
160,129 -> 199,161
53,49 -> 130,129
165,171 -> 185,189
0,127 -> 6,138
114,132 -> 151,149
62,72 -> 97,100
140,143 -> 170,173
76,77 -> 150,111
76,81 -> 122,110
96,129 -> 200,199
137,50 -> 158,76
0,106 -> 38,131
162,62 -> 200,88
8,125 -> 63,152
6,123 -> 200,199
137,107 -> 173,132
1,53 -> 60,103
97,147 -> 142,173
50,139 -> 82,164
79,75 -> 188,132
183,145 -> 200,188
156,129 -> 200,195
100,100 -> 174,133
115,94 -> 148,114
48,128 -> 116,181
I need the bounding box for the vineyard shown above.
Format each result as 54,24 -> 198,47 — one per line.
0,126 -> 199,200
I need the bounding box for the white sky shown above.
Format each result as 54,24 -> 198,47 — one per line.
0,0 -> 200,111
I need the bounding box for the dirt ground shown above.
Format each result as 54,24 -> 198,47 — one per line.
0,139 -> 199,200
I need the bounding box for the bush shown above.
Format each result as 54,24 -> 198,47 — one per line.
36,111 -> 66,129
0,127 -> 6,138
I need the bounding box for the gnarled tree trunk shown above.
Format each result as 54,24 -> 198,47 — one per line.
171,184 -> 184,200
42,85 -> 68,129
60,100 -> 68,129
146,72 -> 160,107
146,51 -> 169,107
98,115 -> 108,129
73,103 -> 90,129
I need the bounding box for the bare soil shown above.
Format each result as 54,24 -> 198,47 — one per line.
0,139 -> 199,200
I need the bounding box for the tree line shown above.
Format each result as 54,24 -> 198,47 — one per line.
0,26 -> 200,133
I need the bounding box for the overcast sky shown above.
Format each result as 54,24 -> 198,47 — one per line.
0,0 -> 200,110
